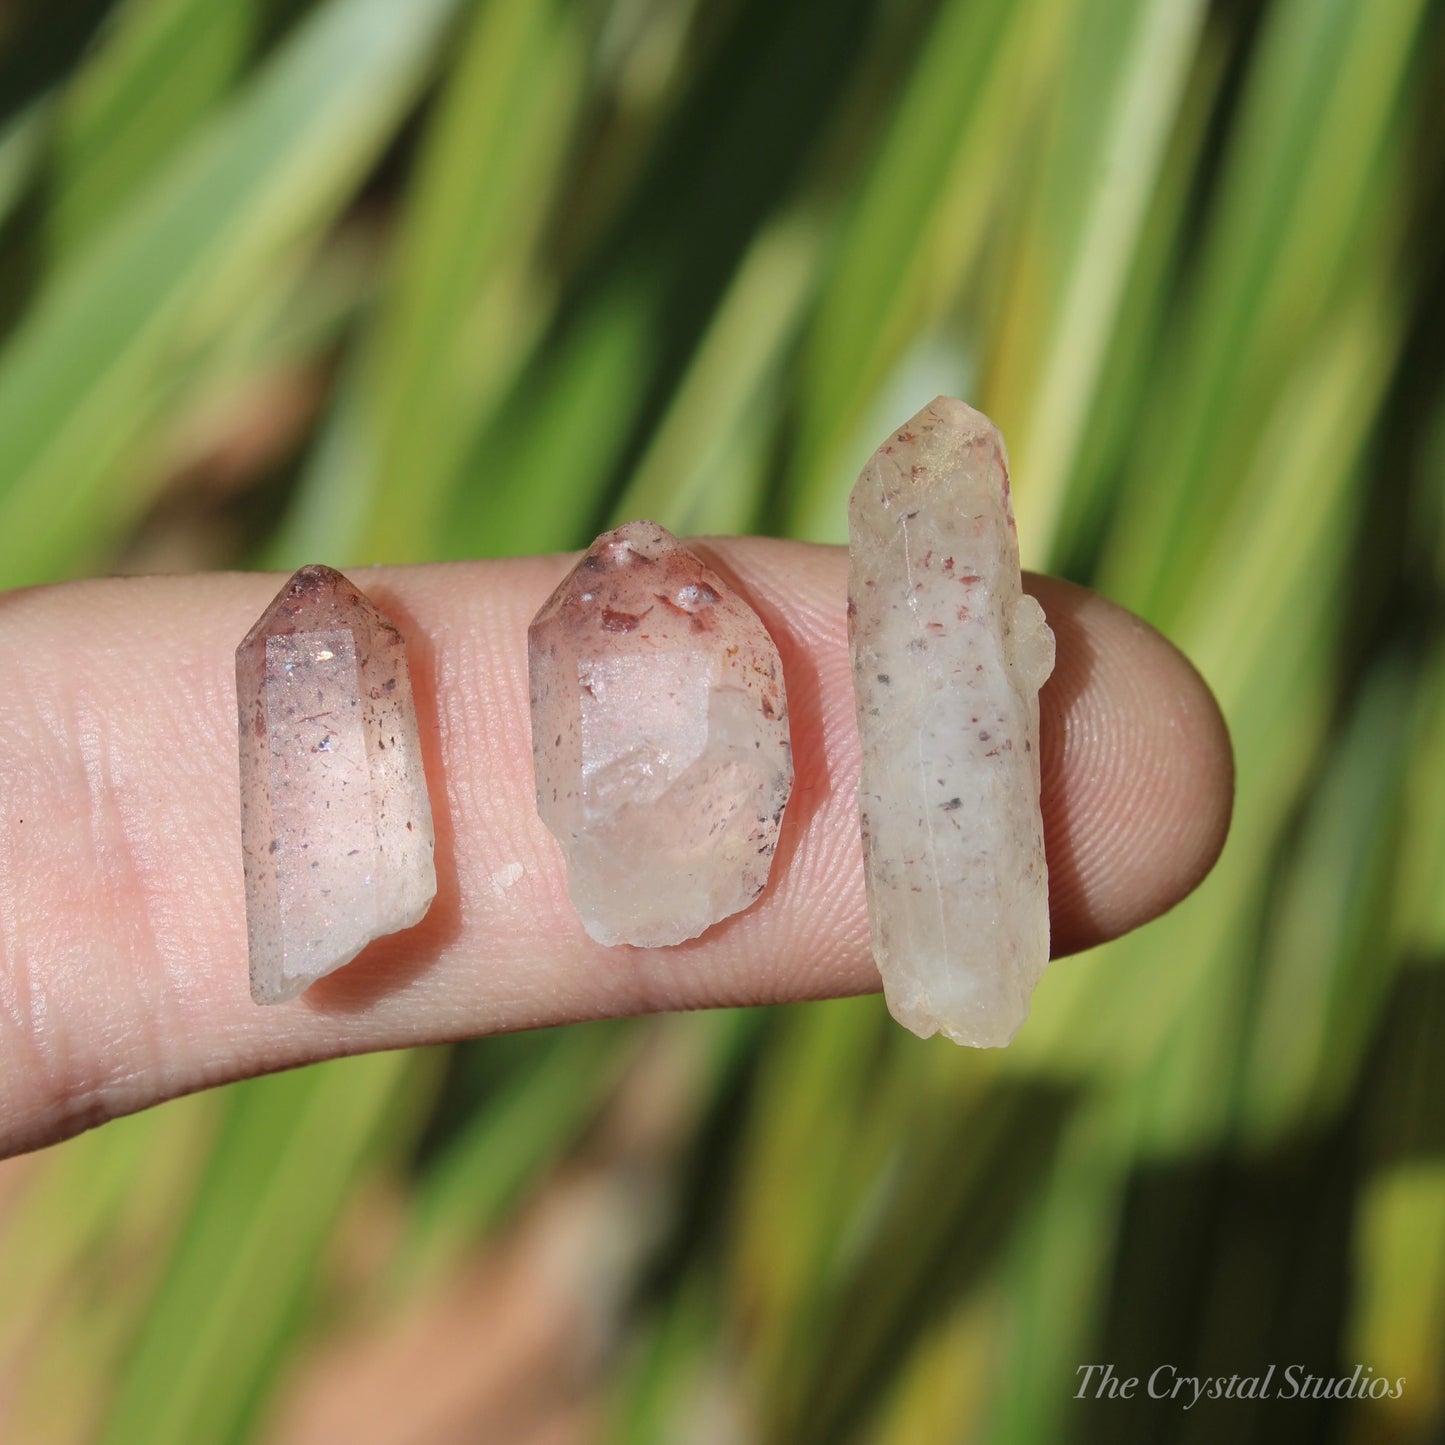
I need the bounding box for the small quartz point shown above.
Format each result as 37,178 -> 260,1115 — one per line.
529,521 -> 793,947
237,565 -> 436,1004
847,398 -> 1055,1047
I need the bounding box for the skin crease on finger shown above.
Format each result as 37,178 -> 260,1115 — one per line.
0,540 -> 1232,1156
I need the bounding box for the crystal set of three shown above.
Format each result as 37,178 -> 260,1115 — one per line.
236,398 -> 1055,1046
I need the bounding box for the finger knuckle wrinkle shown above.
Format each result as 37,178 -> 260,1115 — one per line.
0,670 -> 167,1149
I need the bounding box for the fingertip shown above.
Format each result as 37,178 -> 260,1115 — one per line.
1030,576 -> 1234,955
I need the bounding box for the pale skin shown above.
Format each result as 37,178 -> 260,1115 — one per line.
0,540 -> 1233,1159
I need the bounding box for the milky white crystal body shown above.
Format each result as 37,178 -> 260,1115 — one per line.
847,398 -> 1055,1047
529,521 -> 793,948
237,565 -> 436,1004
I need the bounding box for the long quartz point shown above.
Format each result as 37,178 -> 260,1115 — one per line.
847,398 -> 1055,1046
237,565 -> 436,1004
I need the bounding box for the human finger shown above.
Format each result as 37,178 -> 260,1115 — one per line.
0,542 -> 1230,1155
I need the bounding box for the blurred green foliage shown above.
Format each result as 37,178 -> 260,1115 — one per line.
0,0 -> 1441,1440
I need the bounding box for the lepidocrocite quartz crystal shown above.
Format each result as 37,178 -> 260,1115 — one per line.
847,398 -> 1055,1047
529,521 -> 793,947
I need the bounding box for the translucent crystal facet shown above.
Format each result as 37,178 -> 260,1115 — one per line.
847,398 -> 1055,1047
529,521 -> 793,947
237,565 -> 436,1004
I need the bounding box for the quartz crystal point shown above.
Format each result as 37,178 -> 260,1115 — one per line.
529,521 -> 793,947
847,398 -> 1055,1047
237,565 -> 436,1004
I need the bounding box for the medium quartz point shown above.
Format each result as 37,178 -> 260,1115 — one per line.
847,398 -> 1055,1047
237,565 -> 436,1004
529,521 -> 793,947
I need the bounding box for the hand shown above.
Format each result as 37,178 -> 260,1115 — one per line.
0,540 -> 1232,1157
